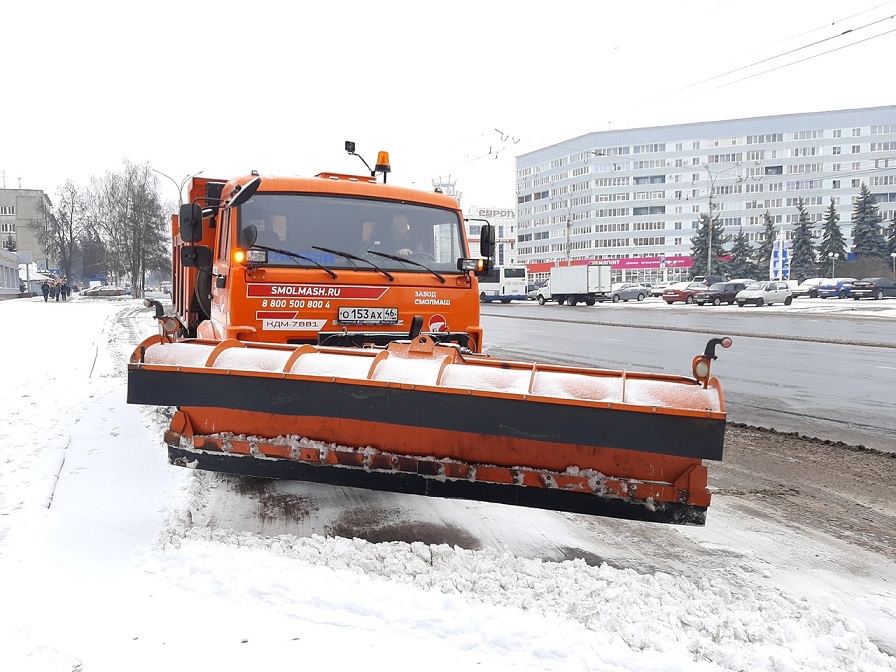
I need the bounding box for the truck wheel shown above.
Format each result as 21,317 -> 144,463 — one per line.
585,298 -> 595,306
537,296 -> 546,305
712,297 -> 722,306
480,292 -> 488,303
612,294 -> 620,303
567,297 -> 577,306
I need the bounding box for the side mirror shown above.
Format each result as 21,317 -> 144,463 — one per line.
479,223 -> 496,258
228,177 -> 262,209
181,245 -> 213,269
179,203 -> 204,243
240,224 -> 258,248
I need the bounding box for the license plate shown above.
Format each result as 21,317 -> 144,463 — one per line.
337,306 -> 399,325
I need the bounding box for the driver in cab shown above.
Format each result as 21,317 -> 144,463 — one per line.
365,214 -> 421,257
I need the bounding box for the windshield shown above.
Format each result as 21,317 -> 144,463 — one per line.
237,193 -> 466,273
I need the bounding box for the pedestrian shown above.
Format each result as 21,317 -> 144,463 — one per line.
54,283 -> 60,302
41,281 -> 50,302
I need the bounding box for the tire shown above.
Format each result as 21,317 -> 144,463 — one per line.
876,290 -> 884,300
537,296 -> 546,305
784,296 -> 793,305
737,302 -> 745,307
637,293 -> 645,301
756,297 -> 764,307
501,299 -> 510,304
585,298 -> 595,306
568,297 -> 577,306
665,301 -> 674,305
838,290 -> 847,299
685,296 -> 695,304
479,292 -> 488,303
810,290 -> 818,298
697,301 -> 705,306
712,297 -> 722,306
612,294 -> 620,303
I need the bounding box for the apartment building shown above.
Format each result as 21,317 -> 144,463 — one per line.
515,106 -> 896,283
0,187 -> 53,267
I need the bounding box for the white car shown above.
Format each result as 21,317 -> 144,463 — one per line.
735,281 -> 793,307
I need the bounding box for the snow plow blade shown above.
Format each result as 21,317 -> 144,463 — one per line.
127,335 -> 730,525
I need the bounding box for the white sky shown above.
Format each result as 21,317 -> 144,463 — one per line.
5,1 -> 896,210
2,294 -> 896,671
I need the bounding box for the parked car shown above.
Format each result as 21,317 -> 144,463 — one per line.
662,282 -> 706,304
691,274 -> 728,286
817,277 -> 857,299
649,281 -> 674,297
609,282 -> 648,302
735,281 -> 793,307
850,277 -> 896,300
694,281 -> 748,306
791,277 -> 827,299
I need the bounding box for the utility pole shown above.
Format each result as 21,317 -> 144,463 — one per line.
702,162 -> 742,276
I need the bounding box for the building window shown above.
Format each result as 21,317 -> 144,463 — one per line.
833,129 -> 842,138
852,179 -> 860,188
832,146 -> 841,155
832,180 -> 840,189
853,128 -> 861,136
0,206 -> 16,216
852,145 -> 860,153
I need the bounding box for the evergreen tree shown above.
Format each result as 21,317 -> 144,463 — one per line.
755,211 -> 776,280
726,227 -> 761,279
850,182 -> 889,262
789,199 -> 817,282
689,212 -> 728,276
816,197 -> 847,275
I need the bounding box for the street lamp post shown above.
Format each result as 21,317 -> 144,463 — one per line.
828,251 -> 839,276
890,252 -> 896,279
151,168 -> 203,208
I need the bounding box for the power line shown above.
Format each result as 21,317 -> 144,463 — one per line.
664,9 -> 896,98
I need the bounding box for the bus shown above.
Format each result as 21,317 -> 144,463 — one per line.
478,264 -> 528,303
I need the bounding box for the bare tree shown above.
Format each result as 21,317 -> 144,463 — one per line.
81,161 -> 169,297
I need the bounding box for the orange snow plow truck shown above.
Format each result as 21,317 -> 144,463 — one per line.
127,144 -> 732,525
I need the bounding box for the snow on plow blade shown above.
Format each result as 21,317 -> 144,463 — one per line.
127,335 -> 729,525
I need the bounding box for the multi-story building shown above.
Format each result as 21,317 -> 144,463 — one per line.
465,206 -> 518,266
0,188 -> 53,268
515,106 -> 896,283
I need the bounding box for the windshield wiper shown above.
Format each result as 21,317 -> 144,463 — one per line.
366,250 -> 445,283
311,246 -> 394,282
251,244 -> 338,279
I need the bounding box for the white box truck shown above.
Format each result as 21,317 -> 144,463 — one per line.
536,264 -> 612,306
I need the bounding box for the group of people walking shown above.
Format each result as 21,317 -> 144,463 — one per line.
40,280 -> 70,302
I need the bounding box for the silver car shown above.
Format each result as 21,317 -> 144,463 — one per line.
609,283 -> 648,303
735,281 -> 793,307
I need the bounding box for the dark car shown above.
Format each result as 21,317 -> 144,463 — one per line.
850,277 -> 896,300
694,282 -> 748,305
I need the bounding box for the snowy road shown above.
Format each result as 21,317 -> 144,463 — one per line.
1,295 -> 894,672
